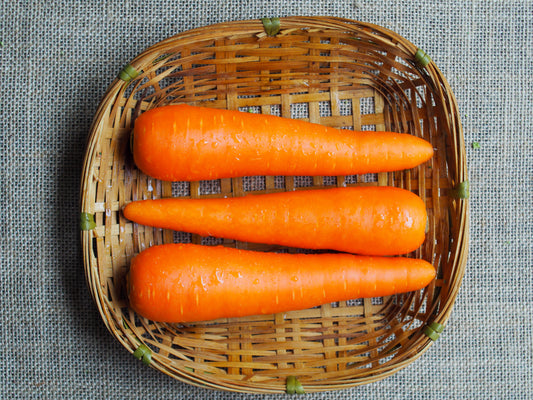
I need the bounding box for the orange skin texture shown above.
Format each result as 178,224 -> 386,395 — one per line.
132,104 -> 434,181
123,186 -> 427,256
127,243 -> 436,323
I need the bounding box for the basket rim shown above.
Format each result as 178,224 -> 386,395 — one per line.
79,16 -> 469,393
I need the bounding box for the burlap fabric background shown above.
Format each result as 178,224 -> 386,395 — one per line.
1,1 -> 531,398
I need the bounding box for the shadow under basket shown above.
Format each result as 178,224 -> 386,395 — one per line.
80,17 -> 468,393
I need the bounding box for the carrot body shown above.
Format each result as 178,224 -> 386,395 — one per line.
132,104 -> 434,181
127,243 -> 435,323
123,186 -> 427,256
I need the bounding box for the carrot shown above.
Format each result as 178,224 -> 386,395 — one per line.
123,186 -> 427,256
131,104 -> 433,181
127,243 -> 436,323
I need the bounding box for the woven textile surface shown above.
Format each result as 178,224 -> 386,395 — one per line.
1,1 -> 531,399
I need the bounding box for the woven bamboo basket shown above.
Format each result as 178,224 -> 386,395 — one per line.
80,17 -> 468,393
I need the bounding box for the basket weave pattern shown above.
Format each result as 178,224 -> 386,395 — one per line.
80,17 -> 468,393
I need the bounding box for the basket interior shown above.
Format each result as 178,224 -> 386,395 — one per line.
81,18 -> 466,393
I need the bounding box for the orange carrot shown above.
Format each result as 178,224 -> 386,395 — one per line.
123,186 -> 427,256
131,104 -> 433,181
127,243 -> 435,323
